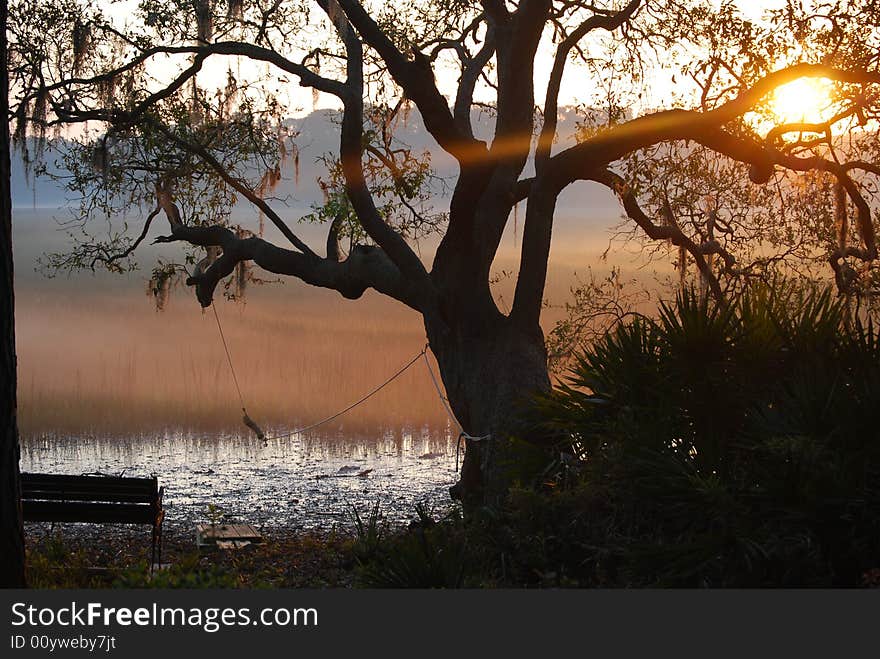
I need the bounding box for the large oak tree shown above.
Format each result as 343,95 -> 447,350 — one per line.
8,0 -> 880,502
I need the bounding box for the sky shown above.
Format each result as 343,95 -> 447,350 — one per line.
89,0 -> 790,118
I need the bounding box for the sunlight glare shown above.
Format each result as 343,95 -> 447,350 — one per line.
770,77 -> 833,124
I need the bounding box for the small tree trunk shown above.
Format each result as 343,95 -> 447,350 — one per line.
0,0 -> 27,588
426,313 -> 553,505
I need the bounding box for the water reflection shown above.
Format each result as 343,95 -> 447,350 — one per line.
20,428 -> 460,529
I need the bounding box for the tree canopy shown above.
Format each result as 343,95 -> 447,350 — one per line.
9,0 -> 880,307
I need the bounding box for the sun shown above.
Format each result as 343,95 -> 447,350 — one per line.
770,77 -> 833,125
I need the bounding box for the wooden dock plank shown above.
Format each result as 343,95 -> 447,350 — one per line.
196,523 -> 264,549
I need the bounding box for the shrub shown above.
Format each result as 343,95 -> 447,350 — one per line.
351,282 -> 880,587
528,282 -> 880,586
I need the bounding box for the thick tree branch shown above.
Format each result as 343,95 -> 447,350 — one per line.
154,222 -> 424,310
326,214 -> 343,261
548,63 -> 880,191
480,0 -> 510,24
436,0 -> 552,316
332,5 -> 437,304
453,25 -> 496,139
492,0 -> 550,159
511,0 -> 641,327
537,0 -> 641,163
334,0 -> 487,164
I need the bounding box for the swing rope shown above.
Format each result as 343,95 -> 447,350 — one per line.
420,351 -> 491,471
266,348 -> 428,440
212,303 -> 267,441
211,303 -> 490,457
212,303 -> 246,411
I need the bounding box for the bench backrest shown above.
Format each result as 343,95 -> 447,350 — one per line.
21,473 -> 162,525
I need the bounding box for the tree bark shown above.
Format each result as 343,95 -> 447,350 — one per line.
0,0 -> 27,587
425,311 -> 552,506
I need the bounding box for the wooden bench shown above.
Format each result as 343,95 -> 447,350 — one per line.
21,473 -> 165,569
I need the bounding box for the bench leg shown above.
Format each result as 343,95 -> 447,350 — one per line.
151,525 -> 157,574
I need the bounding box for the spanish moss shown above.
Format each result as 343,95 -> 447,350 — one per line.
227,0 -> 243,20
72,20 -> 91,75
99,73 -> 118,109
193,0 -> 213,43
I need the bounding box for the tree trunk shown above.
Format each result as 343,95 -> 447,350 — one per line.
425,312 -> 553,506
0,0 -> 27,588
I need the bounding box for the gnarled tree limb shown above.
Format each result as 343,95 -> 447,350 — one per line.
154,222 -> 424,311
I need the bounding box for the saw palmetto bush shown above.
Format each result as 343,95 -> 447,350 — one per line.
528,282 -> 880,586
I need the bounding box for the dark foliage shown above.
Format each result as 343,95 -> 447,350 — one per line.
360,282 -> 880,587
527,282 -> 880,586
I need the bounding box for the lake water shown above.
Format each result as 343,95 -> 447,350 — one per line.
20,429 -> 461,530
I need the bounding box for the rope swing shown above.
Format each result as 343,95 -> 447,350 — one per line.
419,350 -> 491,471
210,303 -> 487,447
211,303 -> 267,442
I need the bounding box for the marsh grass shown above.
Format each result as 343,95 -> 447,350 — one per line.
15,236 -> 662,440
16,285 -> 451,438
